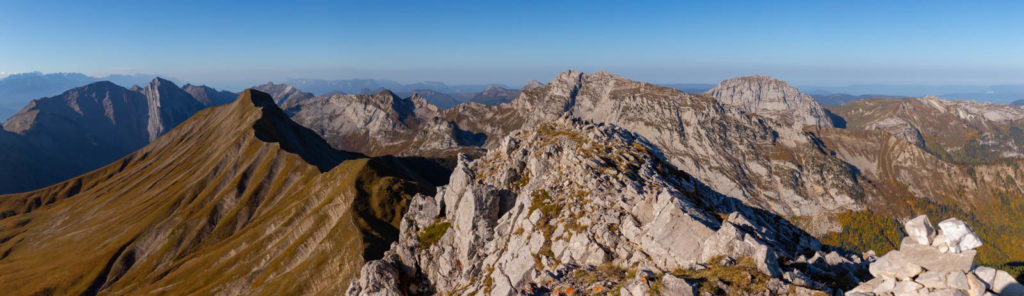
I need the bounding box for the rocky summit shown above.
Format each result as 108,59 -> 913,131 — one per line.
347,117 -> 869,295
848,215 -> 1023,296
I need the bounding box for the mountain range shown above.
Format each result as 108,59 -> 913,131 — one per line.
0,72 -> 158,120
0,78 -> 235,194
1,70 -> 1023,294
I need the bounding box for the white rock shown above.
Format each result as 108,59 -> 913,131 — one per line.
991,270 -> 1024,296
937,218 -> 983,253
871,251 -> 924,280
874,277 -> 898,294
966,272 -> 986,296
905,215 -> 936,245
928,289 -> 969,296
916,271 -> 947,289
946,272 -> 970,290
660,275 -> 696,296
900,240 -> 975,273
894,280 -> 924,294
972,266 -> 996,286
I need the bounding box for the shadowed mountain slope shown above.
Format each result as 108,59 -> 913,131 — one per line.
0,78 -> 233,194
0,90 -> 438,295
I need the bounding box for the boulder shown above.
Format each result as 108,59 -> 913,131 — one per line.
966,272 -> 986,296
946,272 -> 970,291
900,238 -> 975,273
937,218 -> 983,253
660,275 -> 696,296
905,215 -> 936,245
991,270 -> 1024,296
870,251 -> 923,280
873,278 -> 897,294
893,280 -> 923,294
915,271 -> 947,289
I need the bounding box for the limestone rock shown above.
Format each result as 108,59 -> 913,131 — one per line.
937,218 -> 983,253
905,215 -> 936,245
347,117 -> 864,295
660,275 -> 696,296
991,270 -> 1024,295
870,251 -> 923,280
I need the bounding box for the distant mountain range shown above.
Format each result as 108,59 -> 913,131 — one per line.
0,78 -> 235,193
283,78 -> 513,96
0,72 -> 159,120
3,70 -> 1024,293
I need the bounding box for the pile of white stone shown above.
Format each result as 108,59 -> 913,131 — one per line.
848,215 -> 1024,296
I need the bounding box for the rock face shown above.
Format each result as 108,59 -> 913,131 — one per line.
849,215 -> 1023,295
288,71 -> 866,234
285,90 -> 485,157
347,117 -> 868,295
0,78 -> 230,194
707,75 -> 834,130
252,82 -> 314,105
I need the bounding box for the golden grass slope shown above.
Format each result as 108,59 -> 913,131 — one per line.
0,90 -> 434,295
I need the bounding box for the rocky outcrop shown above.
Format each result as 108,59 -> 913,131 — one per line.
252,82 -> 314,105
347,117 -> 868,295
707,75 -> 834,130
848,215 -> 1023,296
285,90 -> 485,157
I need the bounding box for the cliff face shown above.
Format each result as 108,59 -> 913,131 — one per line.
707,75 -> 834,130
347,117 -> 869,295
0,78 -> 228,194
290,71 -> 869,235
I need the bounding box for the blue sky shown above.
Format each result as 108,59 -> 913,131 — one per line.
2,0 -> 1023,89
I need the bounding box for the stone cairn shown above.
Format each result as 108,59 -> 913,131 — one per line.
847,215 -> 1024,296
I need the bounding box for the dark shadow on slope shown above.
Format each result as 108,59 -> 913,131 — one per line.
248,89 -> 365,172
824,108 -> 847,129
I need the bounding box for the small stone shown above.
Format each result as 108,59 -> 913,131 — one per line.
904,215 -> 936,245
946,272 -> 970,290
915,271 -> 947,289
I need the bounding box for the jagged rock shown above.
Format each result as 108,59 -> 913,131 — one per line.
937,218 -> 983,253
348,117 -> 865,295
345,255 -> 404,296
905,215 -> 936,245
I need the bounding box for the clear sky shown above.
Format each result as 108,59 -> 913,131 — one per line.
2,0 -> 1023,89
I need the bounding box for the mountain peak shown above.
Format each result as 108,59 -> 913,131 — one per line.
708,75 -> 833,128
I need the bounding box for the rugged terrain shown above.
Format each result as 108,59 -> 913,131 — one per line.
0,78 -> 233,194
348,117 -> 869,295
0,90 -> 441,295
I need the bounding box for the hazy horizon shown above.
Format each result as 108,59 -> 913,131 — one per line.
2,1 -> 1023,89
